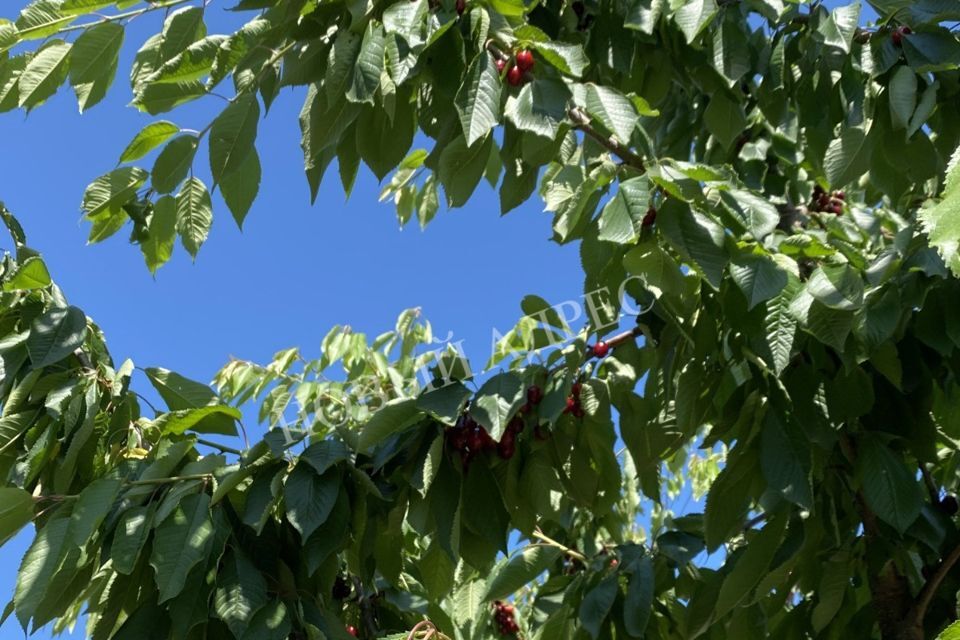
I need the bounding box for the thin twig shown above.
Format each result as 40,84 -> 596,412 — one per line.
532,529 -> 588,563
911,543 -> 960,628
568,107 -> 646,172
56,0 -> 194,35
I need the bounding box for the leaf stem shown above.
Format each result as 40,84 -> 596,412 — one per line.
196,438 -> 243,455
125,473 -> 213,487
532,529 -> 588,563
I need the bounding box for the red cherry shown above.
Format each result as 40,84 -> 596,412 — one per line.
892,25 -> 912,47
516,49 -> 534,72
610,558 -> 619,568
496,58 -> 506,73
346,626 -> 358,637
834,191 -> 846,201
571,382 -> 582,397
456,0 -> 466,14
527,385 -> 543,405
506,65 -> 523,86
592,341 -> 610,358
508,416 -> 524,434
564,396 -> 577,413
642,207 -> 657,227
573,406 -> 585,419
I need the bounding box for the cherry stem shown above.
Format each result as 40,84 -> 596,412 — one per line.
586,325 -> 644,358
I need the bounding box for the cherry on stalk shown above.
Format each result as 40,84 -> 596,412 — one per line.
564,396 -> 577,413
346,626 -> 358,637
892,25 -> 912,47
516,49 -> 534,72
527,385 -> 543,405
506,65 -> 523,87
456,0 -> 466,14
493,601 -> 520,636
592,341 -> 610,358
496,58 -> 506,73
642,207 -> 657,227
332,575 -> 351,600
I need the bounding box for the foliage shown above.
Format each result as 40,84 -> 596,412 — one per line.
0,0 -> 959,639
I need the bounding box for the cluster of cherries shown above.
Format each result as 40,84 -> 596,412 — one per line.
493,601 -> 520,636
563,381 -> 585,418
447,385 -> 543,462
496,50 -> 535,87
809,185 -> 846,215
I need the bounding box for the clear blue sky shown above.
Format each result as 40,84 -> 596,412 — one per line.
0,1 -> 874,637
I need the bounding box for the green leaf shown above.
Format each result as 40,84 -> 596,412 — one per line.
437,134 -> 493,208
111,506 -> 153,575
857,436 -> 924,534
818,2 -> 860,54
27,306 -> 86,369
823,125 -> 872,188
579,574 -> 618,638
18,39 -> 70,109
284,464 -> 340,540
357,398 -> 423,451
120,121 -> 180,163
530,41 -> 588,77
149,405 -> 240,437
921,143 -> 960,276
152,135 -> 199,194
937,621 -> 960,640
714,512 -> 789,618
347,21 -> 385,105
888,65 -> 917,131
675,0 -> 719,43
763,275 -> 801,374
584,84 -> 638,145
2,257 -> 50,291
209,93 -> 260,186
471,371 -> 524,440
624,555 -> 654,636
760,414 -> 812,509
150,493 -> 214,603
144,367 -> 217,410
504,78 -> 570,139
241,601 -> 291,640
67,477 -> 121,547
175,177 -> 213,258
484,546 -> 561,601
301,440 -> 350,476
221,147 -> 260,229
455,51 -> 502,147
214,549 -> 268,638
15,517 -> 68,631
141,194 -> 177,274
598,177 -> 648,244
417,382 -> 472,425
68,22 -> 123,112
159,7 -> 205,63
15,1 -> 75,41
718,189 -> 779,240
0,488 -> 34,546
705,452 -> 755,550
623,242 -> 686,298
704,92 -> 745,150
806,264 -> 864,311
730,253 -> 788,310
657,200 -> 728,289
81,166 -> 148,218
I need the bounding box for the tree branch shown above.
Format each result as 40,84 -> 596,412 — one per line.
568,108 -> 646,173
910,542 -> 960,630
